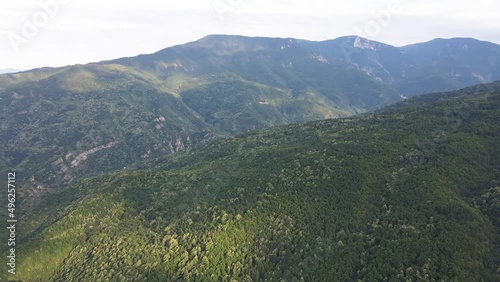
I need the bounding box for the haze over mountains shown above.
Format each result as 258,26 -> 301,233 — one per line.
1,35 -> 500,206
302,36 -> 500,95
0,69 -> 23,74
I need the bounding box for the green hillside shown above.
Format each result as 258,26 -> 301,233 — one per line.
4,35 -> 498,211
4,82 -> 500,281
0,36 -> 401,209
0,64 -> 219,208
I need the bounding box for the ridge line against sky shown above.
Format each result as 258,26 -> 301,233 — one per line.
0,0 -> 499,70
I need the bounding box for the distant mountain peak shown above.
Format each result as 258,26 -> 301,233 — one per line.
353,36 -> 378,50
329,35 -> 392,51
430,37 -> 483,43
186,34 -> 304,55
402,37 -> 499,50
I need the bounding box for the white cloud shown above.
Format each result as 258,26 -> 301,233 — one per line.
0,0 -> 499,70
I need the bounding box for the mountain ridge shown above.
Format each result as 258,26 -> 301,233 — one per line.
1,34 -> 499,211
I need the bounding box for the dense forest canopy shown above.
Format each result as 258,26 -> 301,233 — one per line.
2,81 -> 499,281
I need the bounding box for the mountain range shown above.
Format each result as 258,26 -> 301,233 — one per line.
1,34 -> 500,206
1,34 -> 500,281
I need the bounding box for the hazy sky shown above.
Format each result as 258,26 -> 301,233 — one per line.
1,0 -> 499,70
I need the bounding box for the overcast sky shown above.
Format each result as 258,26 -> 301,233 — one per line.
1,0 -> 499,70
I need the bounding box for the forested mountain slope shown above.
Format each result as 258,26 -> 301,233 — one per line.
2,35 -> 499,209
4,81 -> 499,281
0,36 -> 401,207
